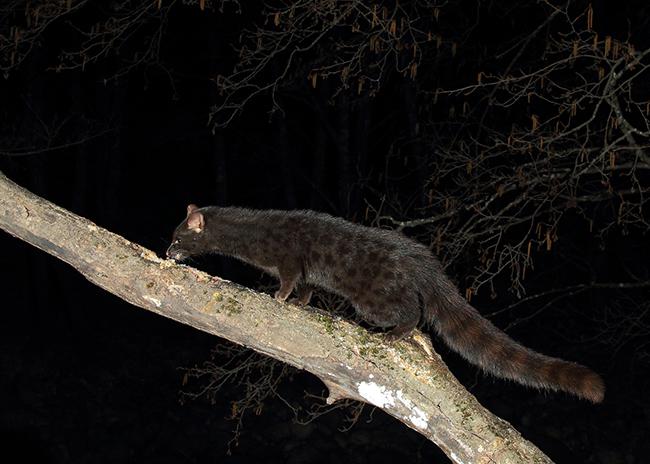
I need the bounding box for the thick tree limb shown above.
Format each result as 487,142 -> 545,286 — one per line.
0,171 -> 553,464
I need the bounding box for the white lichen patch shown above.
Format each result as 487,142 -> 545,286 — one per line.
396,389 -> 411,407
358,383 -> 429,431
408,407 -> 429,430
87,224 -> 98,232
143,295 -> 162,307
450,451 -> 464,464
396,389 -> 429,430
357,382 -> 395,408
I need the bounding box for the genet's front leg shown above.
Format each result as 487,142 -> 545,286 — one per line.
274,260 -> 301,302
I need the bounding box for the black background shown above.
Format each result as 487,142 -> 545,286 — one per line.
2,1 -> 649,463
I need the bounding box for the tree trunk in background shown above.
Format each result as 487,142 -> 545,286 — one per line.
402,80 -> 428,209
206,16 -> 229,206
336,95 -> 352,215
276,114 -> 296,209
353,97 -> 370,219
211,133 -> 228,202
99,80 -> 125,226
310,116 -> 328,211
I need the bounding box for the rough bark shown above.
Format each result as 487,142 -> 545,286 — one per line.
0,171 -> 553,464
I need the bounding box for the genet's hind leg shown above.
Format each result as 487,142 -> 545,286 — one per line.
384,309 -> 420,342
353,295 -> 421,341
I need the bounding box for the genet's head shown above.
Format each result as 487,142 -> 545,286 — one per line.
166,204 -> 210,261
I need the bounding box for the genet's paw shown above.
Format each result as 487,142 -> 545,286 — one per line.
383,332 -> 403,343
274,290 -> 289,302
383,327 -> 414,343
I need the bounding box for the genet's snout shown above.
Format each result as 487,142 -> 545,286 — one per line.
166,245 -> 184,261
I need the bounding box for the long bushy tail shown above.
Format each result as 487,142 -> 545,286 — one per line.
426,284 -> 605,403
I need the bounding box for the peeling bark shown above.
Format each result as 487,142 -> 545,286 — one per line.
0,171 -> 554,464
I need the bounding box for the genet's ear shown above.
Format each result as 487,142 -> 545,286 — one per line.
187,211 -> 205,232
186,204 -> 199,216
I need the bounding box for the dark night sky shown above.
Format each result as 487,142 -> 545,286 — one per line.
1,1 -> 649,463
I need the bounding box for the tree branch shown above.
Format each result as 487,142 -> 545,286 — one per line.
0,171 -> 553,464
